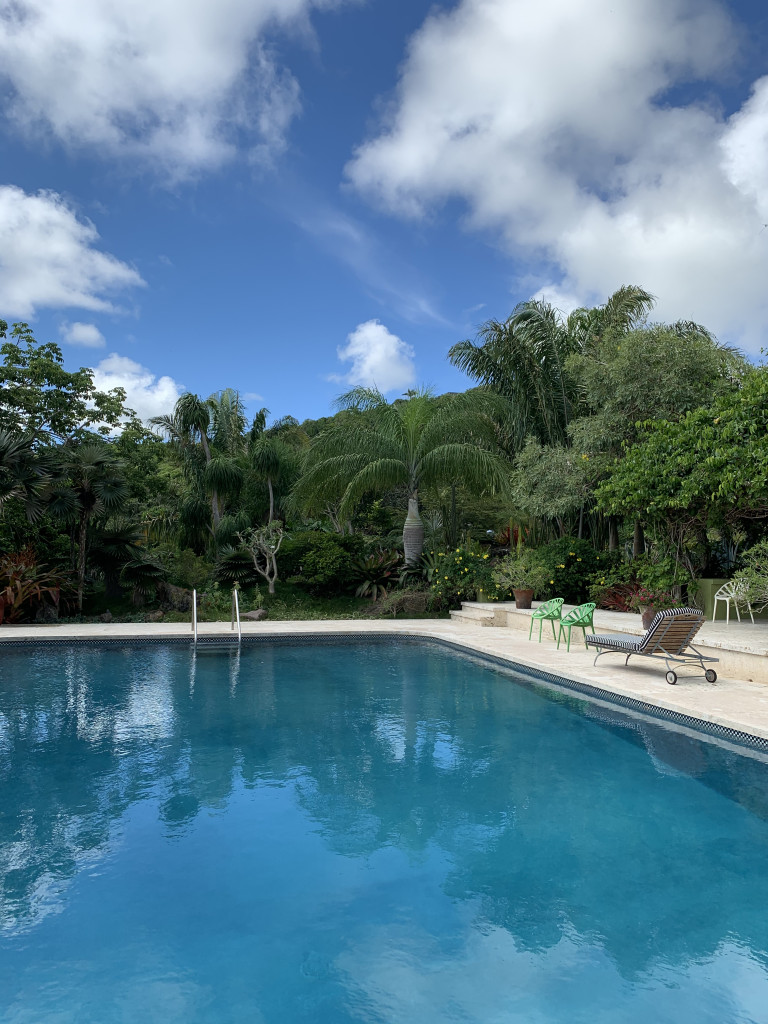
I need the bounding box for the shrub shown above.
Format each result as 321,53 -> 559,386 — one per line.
169,548 -> 212,591
733,539 -> 768,610
430,547 -> 498,609
589,554 -> 692,611
280,531 -> 364,596
0,549 -> 71,623
536,537 -> 603,604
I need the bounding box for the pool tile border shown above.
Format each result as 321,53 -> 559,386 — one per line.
4,628 -> 768,755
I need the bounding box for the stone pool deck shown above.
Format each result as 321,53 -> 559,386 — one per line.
2,617 -> 768,745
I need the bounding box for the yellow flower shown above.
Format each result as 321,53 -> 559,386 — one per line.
550,579 -> 554,584
577,558 -> 582,562
569,552 -> 575,556
456,548 -> 460,553
559,563 -> 565,568
483,554 -> 489,559
596,555 -> 600,560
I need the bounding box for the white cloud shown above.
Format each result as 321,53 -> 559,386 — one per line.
0,185 -> 144,317
346,0 -> 768,351
91,353 -> 182,423
60,321 -> 106,348
0,0 -> 351,176
334,319 -> 416,393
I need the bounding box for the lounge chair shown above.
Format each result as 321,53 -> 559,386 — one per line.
528,597 -> 564,642
585,607 -> 717,685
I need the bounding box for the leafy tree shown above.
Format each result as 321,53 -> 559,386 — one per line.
595,366 -> 768,573
236,522 -> 285,594
0,321 -> 129,440
293,387 -> 508,564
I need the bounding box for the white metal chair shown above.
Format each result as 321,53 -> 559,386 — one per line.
712,579 -> 754,624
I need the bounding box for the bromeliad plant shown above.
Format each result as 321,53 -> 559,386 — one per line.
352,550 -> 401,601
0,549 -> 70,623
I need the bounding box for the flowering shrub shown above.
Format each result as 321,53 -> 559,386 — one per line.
536,538 -> 602,603
429,547 -> 497,608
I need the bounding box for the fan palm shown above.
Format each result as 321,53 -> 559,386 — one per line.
293,387 -> 508,564
0,429 -> 53,521
47,444 -> 130,611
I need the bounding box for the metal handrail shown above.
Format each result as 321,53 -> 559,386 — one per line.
231,586 -> 241,644
192,588 -> 198,644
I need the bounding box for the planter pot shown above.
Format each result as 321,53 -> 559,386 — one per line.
513,588 -> 534,610
639,606 -> 656,629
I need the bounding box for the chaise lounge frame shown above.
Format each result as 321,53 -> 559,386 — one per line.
585,607 -> 718,685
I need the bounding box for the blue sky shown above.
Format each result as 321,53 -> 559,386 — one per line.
1,0 -> 767,424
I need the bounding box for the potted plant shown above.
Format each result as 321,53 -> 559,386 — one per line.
492,553 -> 549,609
628,586 -> 680,629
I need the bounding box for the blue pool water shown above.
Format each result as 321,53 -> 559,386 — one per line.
1,640 -> 768,1023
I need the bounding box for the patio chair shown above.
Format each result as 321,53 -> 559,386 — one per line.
528,597 -> 564,642
556,602 -> 596,652
585,607 -> 717,685
712,579 -> 754,625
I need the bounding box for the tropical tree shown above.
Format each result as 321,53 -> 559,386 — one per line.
47,444 -> 130,611
293,387 -> 508,564
151,390 -> 245,542
449,285 -> 655,450
0,429 -> 53,521
246,412 -> 306,524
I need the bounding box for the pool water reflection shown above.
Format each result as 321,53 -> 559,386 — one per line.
1,641 -> 767,1023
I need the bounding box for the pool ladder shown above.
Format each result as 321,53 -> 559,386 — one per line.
191,587 -> 241,646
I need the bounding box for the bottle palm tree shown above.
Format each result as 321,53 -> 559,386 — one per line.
293,387 -> 508,564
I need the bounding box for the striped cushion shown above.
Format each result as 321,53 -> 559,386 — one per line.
587,608 -> 704,657
586,632 -> 640,652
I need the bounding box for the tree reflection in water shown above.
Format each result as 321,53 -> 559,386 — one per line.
1,640 -> 768,1020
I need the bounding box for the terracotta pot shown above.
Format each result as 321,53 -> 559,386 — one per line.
640,606 -> 656,629
513,588 -> 534,610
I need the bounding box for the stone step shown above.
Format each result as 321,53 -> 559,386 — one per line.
449,609 -> 496,627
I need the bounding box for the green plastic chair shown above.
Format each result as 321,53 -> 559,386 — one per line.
528,597 -> 565,642
557,602 -> 596,651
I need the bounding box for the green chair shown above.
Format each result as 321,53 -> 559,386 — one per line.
528,597 -> 565,642
557,602 -> 596,651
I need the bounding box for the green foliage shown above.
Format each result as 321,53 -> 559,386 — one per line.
595,366 -> 768,534
169,548 -> 212,591
510,439 -> 591,519
429,547 -> 497,608
0,321 -> 130,440
535,538 -> 603,603
279,531 -> 363,595
588,554 -> 691,610
351,550 -> 402,600
733,540 -> 768,610
491,552 -> 549,594
119,556 -> 167,604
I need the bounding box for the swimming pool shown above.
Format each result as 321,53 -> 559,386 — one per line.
1,638 -> 767,1023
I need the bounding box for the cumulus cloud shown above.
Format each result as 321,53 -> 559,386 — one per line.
334,319 -> 416,393
91,353 -> 182,424
346,0 -> 768,350
0,0 -> 350,175
60,321 -> 106,348
0,186 -> 144,317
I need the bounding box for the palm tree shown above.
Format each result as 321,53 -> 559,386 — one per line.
293,387 -> 508,564
0,429 -> 53,521
449,285 -> 655,450
246,412 -> 306,523
151,390 -> 244,538
47,444 -> 129,611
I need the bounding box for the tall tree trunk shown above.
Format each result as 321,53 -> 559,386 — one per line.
211,490 -> 221,530
77,510 -> 90,612
577,504 -> 584,540
267,477 -> 274,524
403,493 -> 424,565
608,516 -> 619,552
633,519 -> 645,559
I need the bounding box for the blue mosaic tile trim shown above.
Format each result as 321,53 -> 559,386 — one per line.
2,630 -> 766,754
